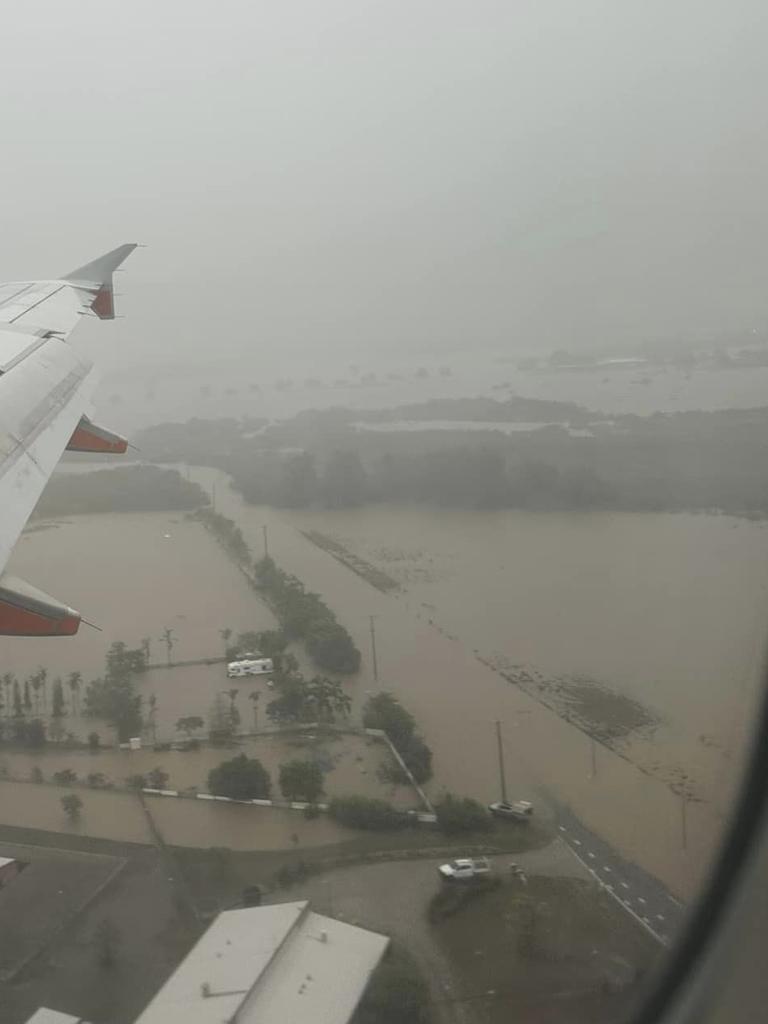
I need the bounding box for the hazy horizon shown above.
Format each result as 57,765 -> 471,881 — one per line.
1,1 -> 766,375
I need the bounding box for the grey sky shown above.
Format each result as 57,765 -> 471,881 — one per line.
0,1 -> 766,368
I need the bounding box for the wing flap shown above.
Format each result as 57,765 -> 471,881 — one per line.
0,573 -> 80,636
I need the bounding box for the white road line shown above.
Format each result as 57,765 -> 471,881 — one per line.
621,882 -> 630,890
637,897 -> 647,904
561,839 -> 668,947
656,914 -> 666,922
603,866 -> 612,872
559,825 -> 567,832
667,894 -> 683,907
573,839 -> 582,846
587,852 -> 596,859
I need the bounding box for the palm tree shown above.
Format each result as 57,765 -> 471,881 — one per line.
220,627 -> 233,657
2,673 -> 14,718
67,672 -> 82,716
159,628 -> 176,666
248,691 -> 260,731
30,675 -> 42,715
148,694 -> 158,745
34,668 -> 48,712
226,688 -> 240,732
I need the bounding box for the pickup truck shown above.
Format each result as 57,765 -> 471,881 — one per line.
488,799 -> 534,822
437,856 -> 492,882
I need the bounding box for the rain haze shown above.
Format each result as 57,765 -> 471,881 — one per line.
3,6 -> 768,1024
0,0 -> 766,378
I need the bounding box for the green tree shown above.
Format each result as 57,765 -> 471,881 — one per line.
53,769 -> 78,785
207,753 -> 271,801
279,759 -> 325,802
226,688 -> 241,732
125,773 -> 147,789
88,731 -> 100,751
1,673 -> 13,718
61,793 -> 83,820
87,772 -> 108,788
363,692 -> 433,783
23,679 -> 32,715
52,677 -> 66,718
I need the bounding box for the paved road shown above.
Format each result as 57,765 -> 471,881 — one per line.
554,804 -> 686,946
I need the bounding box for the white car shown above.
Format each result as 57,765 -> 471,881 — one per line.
438,857 -> 492,881
489,799 -> 534,822
226,658 -> 274,678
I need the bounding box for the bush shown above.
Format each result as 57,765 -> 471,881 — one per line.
53,769 -> 78,785
88,731 -> 101,751
208,753 -> 271,801
328,796 -> 408,832
279,759 -> 325,803
434,794 -> 493,835
125,773 -> 147,790
363,693 -> 433,783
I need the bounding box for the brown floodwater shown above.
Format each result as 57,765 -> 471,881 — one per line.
4,473 -> 768,898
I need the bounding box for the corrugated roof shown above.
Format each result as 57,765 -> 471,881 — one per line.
134,902 -> 388,1024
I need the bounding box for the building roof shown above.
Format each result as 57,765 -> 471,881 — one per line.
24,1010 -> 88,1024
0,856 -> 16,868
134,901 -> 389,1024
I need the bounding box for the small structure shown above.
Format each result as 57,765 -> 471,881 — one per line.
134,901 -> 389,1024
24,1011 -> 89,1024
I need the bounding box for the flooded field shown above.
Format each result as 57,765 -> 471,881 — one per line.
0,730 -> 416,808
4,474 -> 768,898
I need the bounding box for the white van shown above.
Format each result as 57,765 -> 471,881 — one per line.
227,657 -> 274,678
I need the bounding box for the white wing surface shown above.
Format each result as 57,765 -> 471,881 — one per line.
0,244 -> 137,635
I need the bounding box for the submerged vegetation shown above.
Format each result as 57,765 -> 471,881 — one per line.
35,465 -> 208,517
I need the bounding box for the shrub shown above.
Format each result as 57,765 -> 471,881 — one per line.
434,794 -> 493,835
208,753 -> 271,801
53,768 -> 78,785
328,796 -> 408,831
279,759 -> 324,803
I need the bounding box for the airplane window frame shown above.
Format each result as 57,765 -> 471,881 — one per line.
631,656 -> 768,1023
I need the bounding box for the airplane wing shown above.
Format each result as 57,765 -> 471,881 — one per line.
0,244 -> 137,636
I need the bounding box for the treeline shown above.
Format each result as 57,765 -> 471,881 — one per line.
256,558 -> 361,674
193,507 -> 250,562
363,692 -> 432,784
35,465 -> 208,517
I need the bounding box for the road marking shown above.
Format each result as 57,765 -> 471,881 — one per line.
587,852 -> 596,859
667,894 -> 683,907
637,897 -> 647,904
621,882 -> 630,890
603,866 -> 612,872
573,839 -> 582,846
561,838 -> 668,947
559,826 -> 567,832
656,914 -> 666,922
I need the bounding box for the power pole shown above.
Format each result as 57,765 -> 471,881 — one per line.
262,524 -> 269,560
495,720 -> 508,803
590,736 -> 597,778
681,794 -> 688,851
369,615 -> 379,682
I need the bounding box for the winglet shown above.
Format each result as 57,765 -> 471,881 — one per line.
62,243 -> 138,320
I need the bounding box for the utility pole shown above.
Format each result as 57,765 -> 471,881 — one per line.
590,736 -> 597,778
369,615 -> 379,683
495,720 -> 508,803
680,794 -> 688,851
262,524 -> 269,560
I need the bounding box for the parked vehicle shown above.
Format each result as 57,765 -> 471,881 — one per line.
438,856 -> 492,881
489,799 -> 534,821
227,657 -> 274,678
